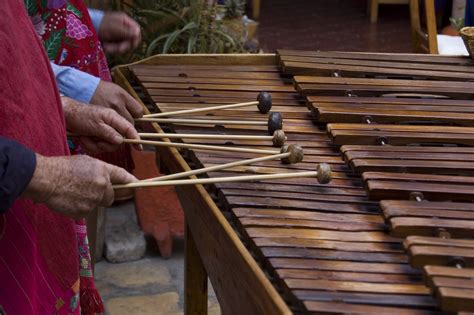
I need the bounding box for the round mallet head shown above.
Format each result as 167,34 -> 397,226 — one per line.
257,91 -> 272,113
268,112 -> 283,135
280,144 -> 304,164
316,163 -> 332,184
272,130 -> 286,147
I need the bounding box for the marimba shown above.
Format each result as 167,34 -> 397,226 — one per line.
114,51 -> 474,314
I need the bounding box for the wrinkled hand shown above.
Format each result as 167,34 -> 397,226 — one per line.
22,154 -> 138,218
91,80 -> 143,123
62,96 -> 141,154
99,12 -> 141,54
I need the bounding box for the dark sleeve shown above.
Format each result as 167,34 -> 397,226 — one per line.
466,0 -> 474,27
0,137 -> 36,213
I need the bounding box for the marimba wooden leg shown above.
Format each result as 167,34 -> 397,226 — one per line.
185,224 -> 208,315
370,0 -> 379,23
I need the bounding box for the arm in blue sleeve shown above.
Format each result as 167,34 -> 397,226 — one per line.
88,9 -> 105,33
50,62 -> 101,103
0,137 -> 36,213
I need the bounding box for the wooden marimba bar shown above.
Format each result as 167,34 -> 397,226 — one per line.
113,51 -> 474,314
284,49 -> 474,313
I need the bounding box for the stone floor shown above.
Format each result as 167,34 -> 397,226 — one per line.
94,203 -> 220,315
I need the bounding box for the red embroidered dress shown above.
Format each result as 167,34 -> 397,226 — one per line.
26,0 -> 111,81
27,0 -> 134,171
0,0 -> 99,314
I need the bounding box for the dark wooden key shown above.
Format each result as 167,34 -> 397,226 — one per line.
424,265 -> 474,288
435,287 -> 474,312
362,172 -> 474,201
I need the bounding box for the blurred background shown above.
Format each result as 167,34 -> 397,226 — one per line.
85,1 -> 471,314
85,0 -> 469,66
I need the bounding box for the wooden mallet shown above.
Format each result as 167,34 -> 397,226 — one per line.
122,138 -> 279,155
143,91 -> 273,118
138,129 -> 287,147
113,162 -> 332,190
136,112 -> 283,135
140,144 -> 304,183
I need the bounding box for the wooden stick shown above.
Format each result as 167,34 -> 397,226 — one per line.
136,117 -> 267,126
143,91 -> 272,118
142,151 -> 291,182
123,139 -> 278,155
143,101 -> 257,118
139,132 -> 272,140
115,170 -> 319,189
138,130 -> 287,147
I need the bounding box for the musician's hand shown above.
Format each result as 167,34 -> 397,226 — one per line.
22,154 -> 138,219
91,80 -> 143,123
62,96 -> 142,153
98,12 -> 141,54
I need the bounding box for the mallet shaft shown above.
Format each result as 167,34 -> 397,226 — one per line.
114,170 -> 318,189
139,132 -> 274,141
143,101 -> 258,118
136,117 -> 267,125
123,139 -> 277,155
142,152 -> 290,182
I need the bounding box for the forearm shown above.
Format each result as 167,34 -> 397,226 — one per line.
50,62 -> 100,103
0,137 -> 36,212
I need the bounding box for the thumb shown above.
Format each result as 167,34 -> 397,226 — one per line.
105,163 -> 138,184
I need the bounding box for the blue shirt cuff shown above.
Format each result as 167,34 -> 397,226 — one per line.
50,63 -> 100,103
88,9 -> 105,33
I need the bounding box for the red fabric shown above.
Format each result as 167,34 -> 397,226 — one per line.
0,0 -> 80,313
33,0 -> 111,81
32,0 -> 134,172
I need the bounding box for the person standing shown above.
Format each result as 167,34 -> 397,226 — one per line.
0,0 -> 141,313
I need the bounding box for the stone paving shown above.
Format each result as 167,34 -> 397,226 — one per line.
94,202 -> 220,315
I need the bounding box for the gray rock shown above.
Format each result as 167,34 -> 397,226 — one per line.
105,212 -> 146,263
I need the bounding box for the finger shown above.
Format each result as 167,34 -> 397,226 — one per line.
78,137 -> 102,154
114,103 -> 134,124
132,32 -> 141,48
96,140 -> 120,153
97,122 -> 124,145
103,42 -> 121,54
100,182 -> 115,207
116,41 -> 132,53
123,91 -> 144,118
103,110 -> 138,141
123,15 -> 141,40
105,163 -> 138,184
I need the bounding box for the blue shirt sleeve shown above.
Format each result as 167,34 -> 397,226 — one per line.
88,9 -> 105,33
0,137 -> 36,213
50,62 -> 101,103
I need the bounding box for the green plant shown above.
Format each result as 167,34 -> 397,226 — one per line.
450,17 -> 465,31
224,0 -> 245,19
109,0 -> 246,65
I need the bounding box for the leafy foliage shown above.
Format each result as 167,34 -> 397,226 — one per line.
224,0 -> 245,19
109,0 -> 247,65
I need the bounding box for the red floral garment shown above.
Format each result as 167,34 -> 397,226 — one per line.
27,0 -> 135,171
26,0 -> 111,81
